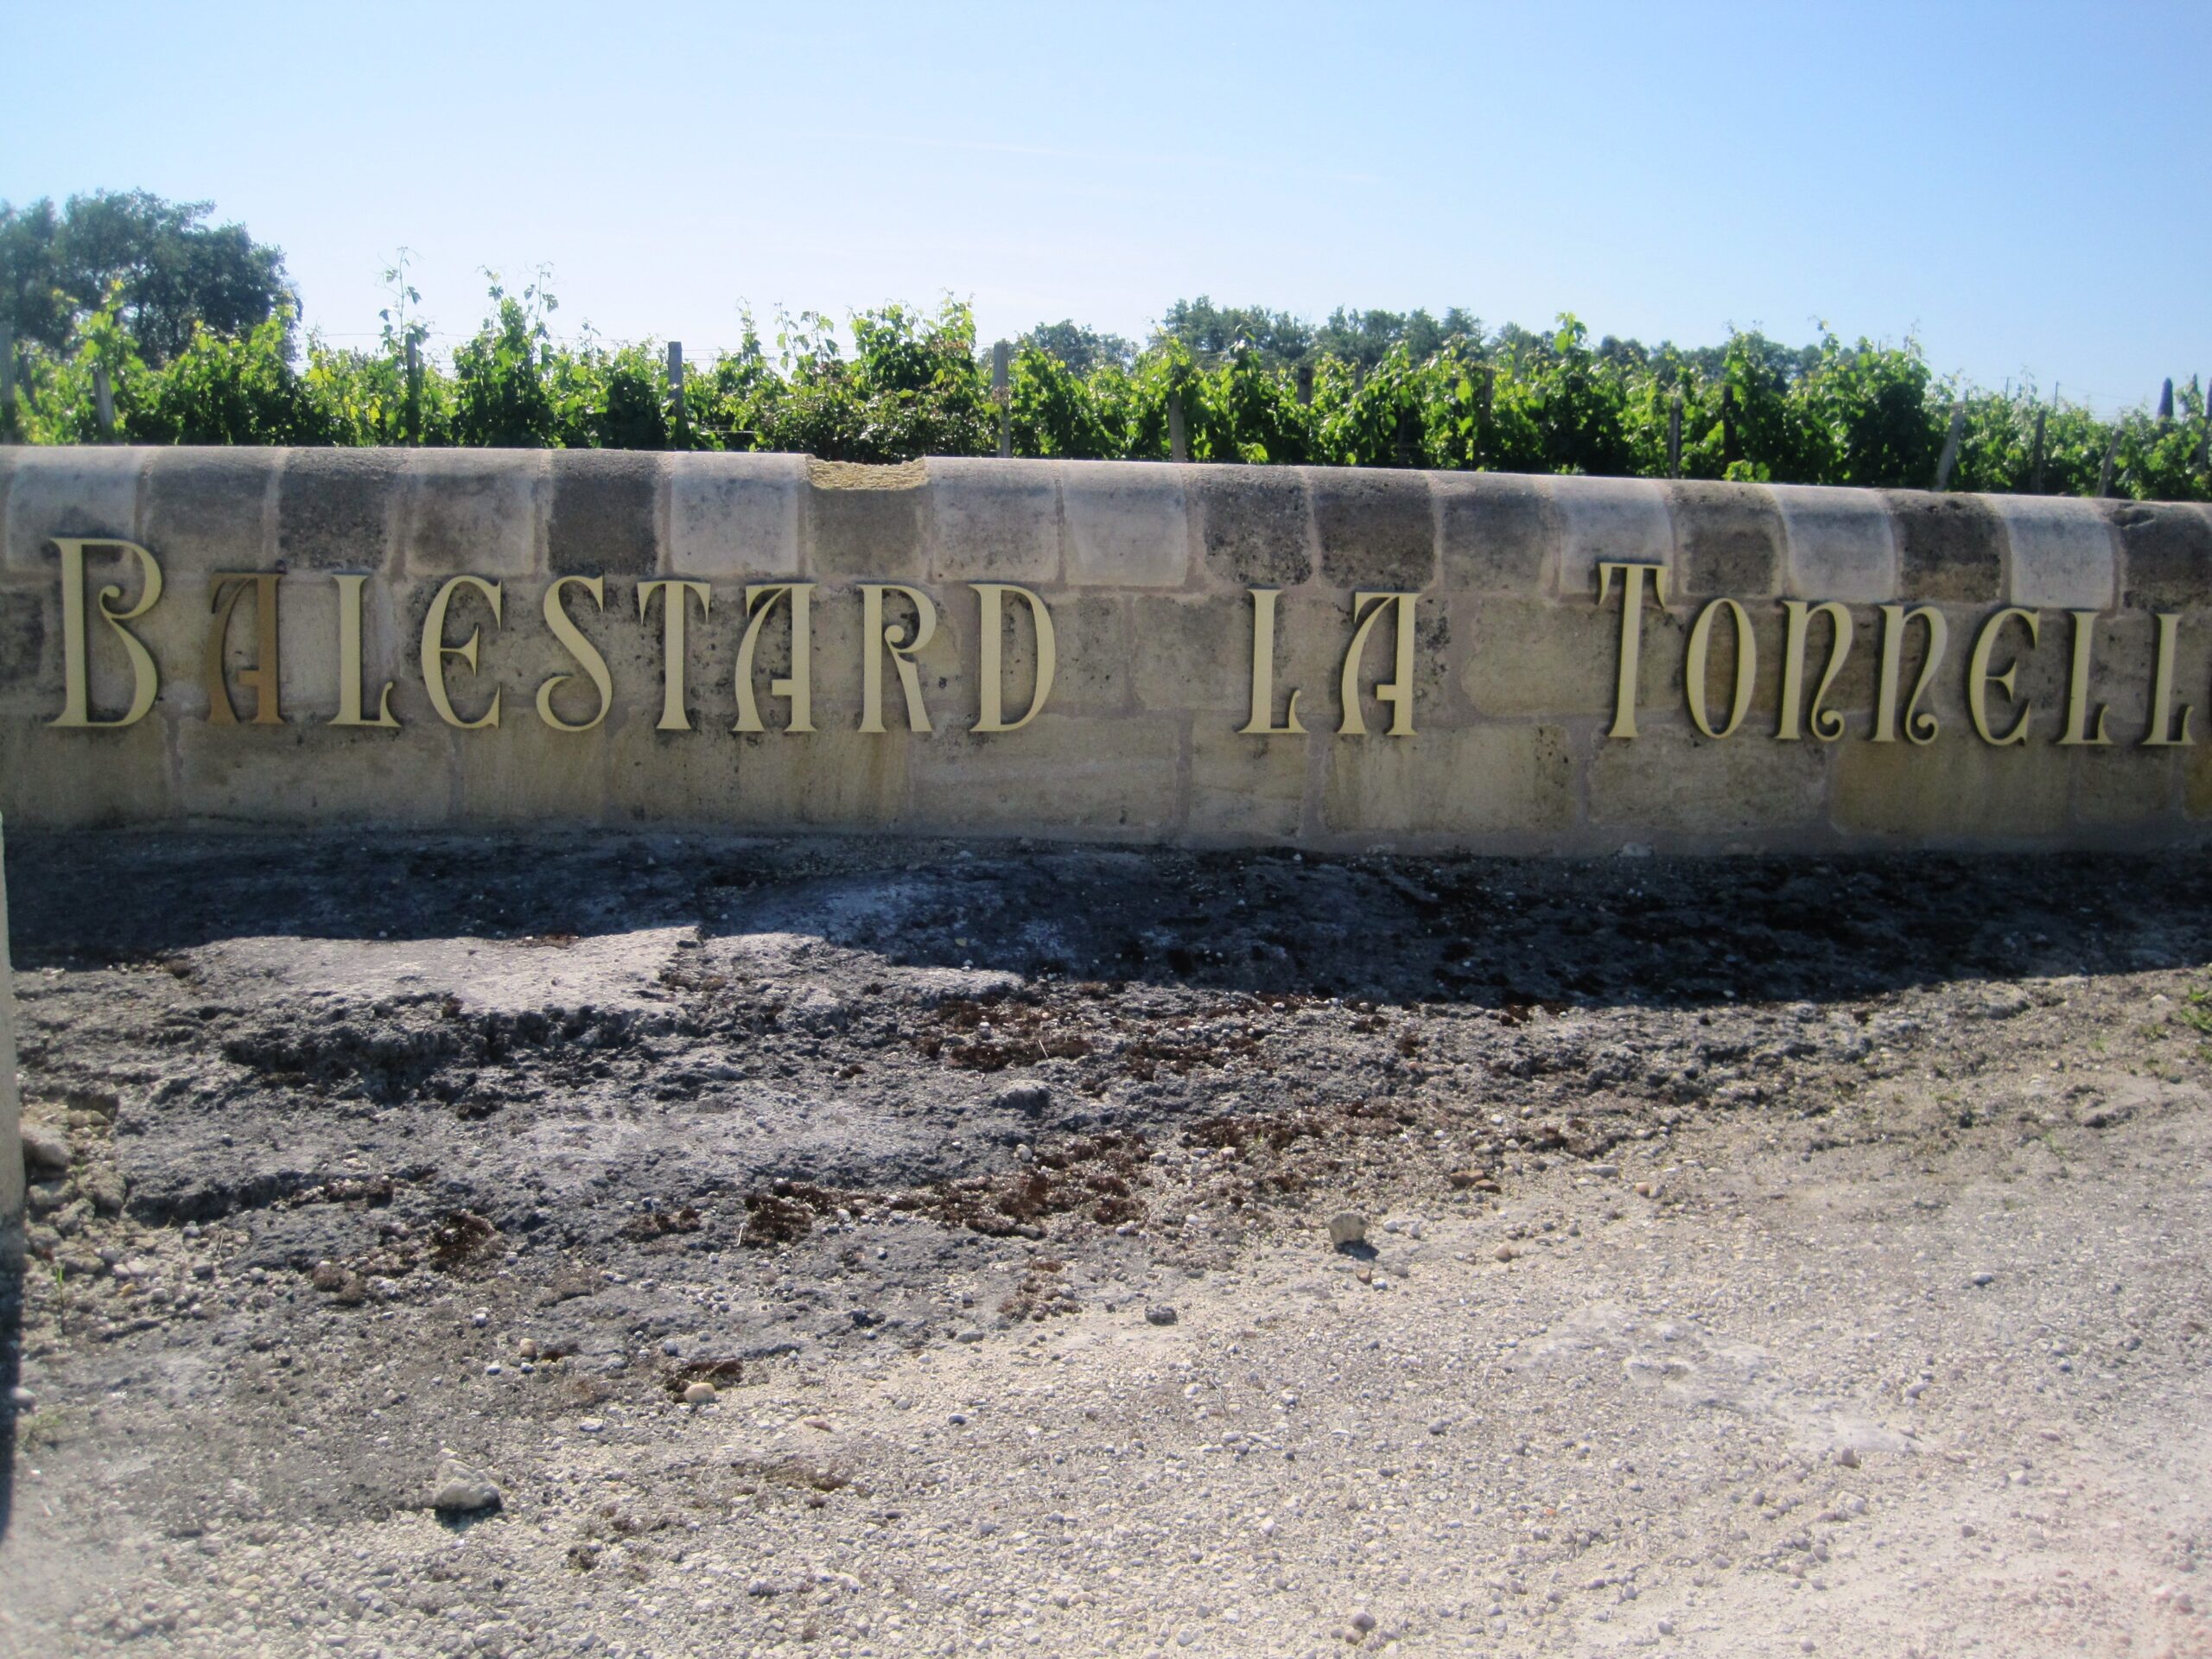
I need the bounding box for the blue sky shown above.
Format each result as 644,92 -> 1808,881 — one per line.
8,0 -> 2208,409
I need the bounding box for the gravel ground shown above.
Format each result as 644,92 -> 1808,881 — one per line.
3,834 -> 2211,1658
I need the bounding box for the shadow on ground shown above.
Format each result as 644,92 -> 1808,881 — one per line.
7,830 -> 2210,1012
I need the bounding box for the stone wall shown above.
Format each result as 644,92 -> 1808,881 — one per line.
2,445 -> 2210,852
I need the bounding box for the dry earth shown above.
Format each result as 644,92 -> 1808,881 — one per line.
3,834 -> 2211,1659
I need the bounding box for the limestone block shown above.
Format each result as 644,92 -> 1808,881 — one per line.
454,714 -> 607,825
2075,745 -> 2175,829
143,448 -> 277,571
730,728 -> 909,827
1434,472 -> 1554,593
1311,469 -> 1435,591
1884,492 -> 2002,602
271,575 -> 342,720
0,810 -> 18,1247
1991,496 -> 2115,611
804,461 -> 926,581
1831,737 -> 2068,840
667,452 -> 803,578
0,582 -> 54,712
1665,480 -> 1783,598
909,715 -> 1179,835
1587,724 -> 1825,836
278,448 -> 401,571
1552,477 -> 1671,601
607,717 -> 745,823
177,719 -> 453,824
1322,724 -> 1573,839
402,451 -> 542,578
2112,501 -> 2212,612
1189,721 -> 1306,841
1131,591 -> 1338,720
1062,461 -> 1190,588
549,449 -> 660,575
927,458 -> 1060,583
1190,467 -> 1313,588
957,588 -> 1124,720
5,446 -> 146,571
1770,485 -> 1897,601
2183,747 -> 2212,822
0,717 -> 173,827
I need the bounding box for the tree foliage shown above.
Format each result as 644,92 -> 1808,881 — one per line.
0,190 -> 295,365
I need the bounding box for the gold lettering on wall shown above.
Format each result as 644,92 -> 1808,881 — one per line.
2058,611 -> 2110,746
1684,597 -> 1756,740
332,574 -> 398,728
421,575 -> 503,730
1597,562 -> 1668,740
1338,592 -> 1417,737
1872,603 -> 1946,746
858,583 -> 936,734
1967,607 -> 2038,746
204,571 -> 284,727
973,583 -> 1057,734
734,583 -> 815,734
2141,612 -> 2193,747
49,537 -> 163,730
537,575 -> 613,733
1238,588 -> 1305,736
1776,600 -> 1850,741
637,579 -> 710,733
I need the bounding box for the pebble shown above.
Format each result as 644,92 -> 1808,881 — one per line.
20,1123 -> 73,1175
1834,1446 -> 1859,1468
430,1458 -> 500,1514
1145,1304 -> 1179,1325
1589,1163 -> 1620,1178
1328,1212 -> 1367,1248
1971,1271 -> 1996,1287
1351,1610 -> 1377,1633
577,1418 -> 606,1434
683,1382 -> 717,1404
1657,1618 -> 1675,1636
10,1385 -> 37,1413
1494,1244 -> 1516,1262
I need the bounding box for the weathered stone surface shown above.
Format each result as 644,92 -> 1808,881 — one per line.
1992,496 -> 2115,611
929,458 -> 1059,584
910,716 -> 1179,835
1062,462 -> 1189,588
1771,484 -> 1897,601
549,450 -> 659,575
1885,492 -> 2003,602
2111,502 -> 2212,612
1552,477 -> 1670,599
143,448 -> 276,571
4,446 -> 144,571
806,461 -> 925,580
667,452 -> 804,577
1434,473 -> 1553,592
403,451 -> 541,577
1833,739 -> 2069,840
1189,722 -> 1306,841
1666,481 -> 1783,597
278,448 -> 401,570
1323,725 -> 1573,840
1587,726 -> 1825,839
1312,470 -> 1434,591
1192,468 -> 1312,588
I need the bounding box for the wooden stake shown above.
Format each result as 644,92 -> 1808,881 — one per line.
0,322 -> 15,442
93,364 -> 115,439
2158,378 -> 2175,423
404,337 -> 422,446
1168,390 -> 1188,462
992,340 -> 1011,460
1296,364 -> 1313,407
667,341 -> 685,448
2031,406 -> 2048,493
1933,404 -> 1966,492
2097,425 -> 2121,498
1667,391 -> 1682,480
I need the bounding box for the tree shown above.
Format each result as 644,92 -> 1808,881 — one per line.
1020,319 -> 1135,376
0,190 -> 296,363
